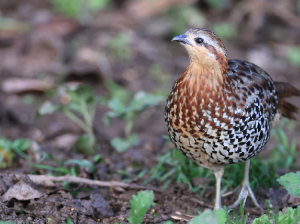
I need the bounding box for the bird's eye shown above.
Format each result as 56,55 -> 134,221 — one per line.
195,38 -> 204,44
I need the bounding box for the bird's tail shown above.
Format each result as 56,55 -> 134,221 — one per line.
274,82 -> 300,120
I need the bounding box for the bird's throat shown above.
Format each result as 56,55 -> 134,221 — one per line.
181,61 -> 226,94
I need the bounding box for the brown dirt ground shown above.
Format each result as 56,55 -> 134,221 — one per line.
1,0 -> 300,223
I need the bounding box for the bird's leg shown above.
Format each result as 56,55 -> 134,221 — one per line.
213,167 -> 224,210
223,160 -> 262,210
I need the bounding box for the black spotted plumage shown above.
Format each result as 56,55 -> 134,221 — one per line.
165,59 -> 281,167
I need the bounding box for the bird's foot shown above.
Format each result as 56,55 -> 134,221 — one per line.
214,202 -> 223,211
222,181 -> 262,210
222,184 -> 242,198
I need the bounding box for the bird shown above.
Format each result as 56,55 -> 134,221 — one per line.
165,28 -> 300,210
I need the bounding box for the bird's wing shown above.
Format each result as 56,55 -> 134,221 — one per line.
227,59 -> 300,120
226,59 -> 280,123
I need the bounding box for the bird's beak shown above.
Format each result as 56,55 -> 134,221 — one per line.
172,34 -> 191,46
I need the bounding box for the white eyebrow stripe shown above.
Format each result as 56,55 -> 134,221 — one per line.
194,34 -> 226,56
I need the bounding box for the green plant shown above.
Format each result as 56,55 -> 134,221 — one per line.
0,138 -> 30,168
38,85 -> 100,154
108,33 -> 132,59
31,154 -> 98,177
205,0 -> 227,10
190,209 -> 226,224
190,201 -> 300,224
0,221 -> 15,224
148,137 -> 212,192
111,134 -> 139,153
167,4 -> 206,36
225,199 -> 248,224
31,153 -> 102,197
213,23 -> 237,39
127,190 -> 154,224
52,0 -> 110,23
253,205 -> 300,224
162,221 -> 173,224
150,63 -> 172,98
278,172 -> 300,197
104,81 -> 164,152
297,0 -> 300,15
287,46 -> 300,67
0,18 -> 30,35
105,80 -> 131,103
187,201 -> 248,224
117,165 -> 147,182
271,128 -> 296,169
150,64 -> 168,85
62,217 -> 74,224
161,203 -> 300,223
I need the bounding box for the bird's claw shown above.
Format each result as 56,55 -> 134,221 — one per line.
223,181 -> 263,210
222,184 -> 242,198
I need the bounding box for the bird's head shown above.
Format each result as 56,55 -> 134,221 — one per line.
172,28 -> 228,72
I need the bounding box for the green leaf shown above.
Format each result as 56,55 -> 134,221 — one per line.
52,0 -> 81,18
130,91 -> 164,112
109,33 -> 132,59
88,0 -> 110,12
287,47 -> 300,67
66,217 -> 74,224
107,98 -> 126,115
189,209 -> 226,224
213,23 -> 237,39
93,154 -> 102,163
11,139 -> 30,151
0,138 -> 11,149
38,101 -> 59,115
162,221 -> 173,224
277,172 -> 300,197
252,214 -> 270,224
73,134 -> 96,154
105,80 -> 131,103
64,159 -> 95,172
66,85 -> 94,102
30,163 -> 71,175
279,206 -> 300,223
110,134 -> 138,152
68,102 -> 82,114
206,0 -> 226,10
128,190 -> 154,224
103,114 -> 112,125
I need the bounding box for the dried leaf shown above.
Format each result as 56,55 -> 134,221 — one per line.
1,179 -> 43,201
1,78 -> 52,94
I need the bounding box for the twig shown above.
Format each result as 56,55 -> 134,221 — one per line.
228,1 -> 300,29
189,198 -> 214,209
170,211 -> 194,222
265,3 -> 300,28
14,174 -> 162,193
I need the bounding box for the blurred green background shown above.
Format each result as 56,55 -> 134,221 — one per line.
0,0 -> 300,221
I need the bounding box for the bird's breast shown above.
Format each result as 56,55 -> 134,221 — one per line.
166,74 -> 234,139
165,71 -> 271,167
